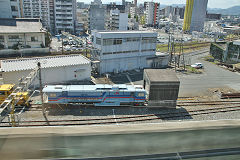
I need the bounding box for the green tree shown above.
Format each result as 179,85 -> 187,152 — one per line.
12,41 -> 20,50
0,43 -> 4,50
140,15 -> 146,25
136,15 -> 139,22
128,13 -> 131,18
45,31 -> 52,47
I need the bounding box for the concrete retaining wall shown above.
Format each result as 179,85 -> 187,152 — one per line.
0,48 -> 50,58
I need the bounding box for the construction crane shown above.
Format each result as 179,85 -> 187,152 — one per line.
0,63 -> 42,126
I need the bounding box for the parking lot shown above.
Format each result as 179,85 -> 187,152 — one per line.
95,49 -> 240,97
50,34 -> 91,52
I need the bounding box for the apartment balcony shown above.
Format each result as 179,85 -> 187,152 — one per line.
55,2 -> 73,5
56,21 -> 73,24
56,25 -> 73,29
56,16 -> 73,20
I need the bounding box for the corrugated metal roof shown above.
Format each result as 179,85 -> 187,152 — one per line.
0,54 -> 90,72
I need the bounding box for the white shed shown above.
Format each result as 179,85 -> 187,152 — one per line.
0,54 -> 91,86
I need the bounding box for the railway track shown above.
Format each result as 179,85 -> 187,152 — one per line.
177,100 -> 240,106
12,100 -> 240,112
2,105 -> 240,127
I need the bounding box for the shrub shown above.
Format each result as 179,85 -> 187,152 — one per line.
12,43 -> 19,50
0,43 -> 4,49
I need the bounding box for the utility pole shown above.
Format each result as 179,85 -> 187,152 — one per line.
10,99 -> 16,127
172,37 -> 177,72
38,62 -> 44,112
37,62 -> 48,124
61,34 -> 64,54
181,31 -> 185,70
85,36 -> 88,57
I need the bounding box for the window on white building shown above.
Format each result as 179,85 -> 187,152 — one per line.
103,39 -> 113,46
31,37 -> 37,42
0,36 -> 4,42
8,35 -> 21,42
126,37 -> 140,42
96,38 -> 101,45
113,39 -> 122,45
142,37 -> 157,43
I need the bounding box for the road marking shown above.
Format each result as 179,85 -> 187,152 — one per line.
112,109 -> 118,125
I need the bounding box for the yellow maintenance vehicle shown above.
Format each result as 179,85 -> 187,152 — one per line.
0,84 -> 30,106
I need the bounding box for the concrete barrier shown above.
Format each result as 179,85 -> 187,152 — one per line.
0,48 -> 50,58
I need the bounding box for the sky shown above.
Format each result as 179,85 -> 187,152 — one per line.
77,0 -> 240,9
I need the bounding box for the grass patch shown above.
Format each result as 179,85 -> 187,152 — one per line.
203,54 -> 214,61
185,66 -> 203,74
156,42 -> 210,53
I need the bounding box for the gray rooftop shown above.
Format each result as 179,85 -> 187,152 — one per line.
0,18 -> 45,33
144,69 -> 179,83
0,54 -> 90,72
233,40 -> 240,46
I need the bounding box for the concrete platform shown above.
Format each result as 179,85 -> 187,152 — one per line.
0,119 -> 240,137
1,120 -> 240,159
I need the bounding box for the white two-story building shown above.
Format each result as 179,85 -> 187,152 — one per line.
0,18 -> 46,49
92,30 -> 157,74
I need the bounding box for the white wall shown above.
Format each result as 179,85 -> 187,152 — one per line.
2,64 -> 91,87
1,32 -> 45,49
119,13 -> 128,30
100,56 -> 150,73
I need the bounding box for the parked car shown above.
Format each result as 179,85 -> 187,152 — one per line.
191,63 -> 204,69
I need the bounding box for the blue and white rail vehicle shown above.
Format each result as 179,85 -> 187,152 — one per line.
43,84 -> 146,106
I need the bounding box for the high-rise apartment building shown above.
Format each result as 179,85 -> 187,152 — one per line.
54,0 -> 76,34
0,0 -> 21,18
134,0 -> 137,7
145,2 -> 160,26
88,2 -> 105,31
183,0 -> 208,32
49,0 -> 55,33
107,9 -> 128,31
122,0 -> 125,6
21,0 -> 50,30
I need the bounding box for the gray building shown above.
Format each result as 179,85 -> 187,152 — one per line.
143,69 -> 180,108
106,9 -> 128,31
0,0 -> 20,18
88,4 -> 105,31
92,31 -> 157,74
190,0 -> 208,32
54,0 -> 77,34
21,0 -> 51,31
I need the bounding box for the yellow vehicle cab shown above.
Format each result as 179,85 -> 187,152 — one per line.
0,84 -> 30,106
0,84 -> 14,103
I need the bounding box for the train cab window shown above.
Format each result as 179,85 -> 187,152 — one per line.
0,91 -> 5,95
49,93 -> 56,98
138,93 -> 145,97
130,92 -> 135,96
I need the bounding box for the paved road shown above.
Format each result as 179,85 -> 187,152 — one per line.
178,50 -> 240,96
108,49 -> 240,97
